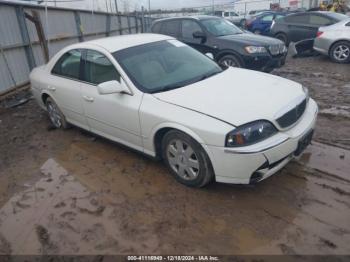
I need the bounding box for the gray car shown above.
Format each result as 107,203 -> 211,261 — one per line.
313,18 -> 350,63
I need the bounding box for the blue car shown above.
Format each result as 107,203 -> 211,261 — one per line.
246,12 -> 287,35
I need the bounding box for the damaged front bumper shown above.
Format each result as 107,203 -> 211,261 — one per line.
206,98 -> 318,184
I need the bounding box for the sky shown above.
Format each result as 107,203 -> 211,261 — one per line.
16,0 -> 235,12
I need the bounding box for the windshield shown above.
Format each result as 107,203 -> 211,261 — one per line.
201,18 -> 243,36
113,40 -> 222,93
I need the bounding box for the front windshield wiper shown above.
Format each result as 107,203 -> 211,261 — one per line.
156,83 -> 185,93
198,70 -> 221,81
153,71 -> 222,93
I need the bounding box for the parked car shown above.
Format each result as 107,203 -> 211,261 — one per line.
29,34 -> 318,187
314,18 -> 350,63
246,12 -> 288,35
270,11 -> 349,45
151,16 -> 288,72
209,10 -> 247,27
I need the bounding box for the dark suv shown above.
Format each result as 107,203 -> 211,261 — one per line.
151,16 -> 287,72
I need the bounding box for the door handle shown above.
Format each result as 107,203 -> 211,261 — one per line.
83,95 -> 94,102
47,86 -> 56,91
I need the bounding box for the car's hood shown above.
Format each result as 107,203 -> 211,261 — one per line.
218,33 -> 282,46
152,68 -> 306,127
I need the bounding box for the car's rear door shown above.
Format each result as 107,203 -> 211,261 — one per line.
284,14 -> 315,42
79,49 -> 143,151
259,14 -> 274,34
48,49 -> 88,129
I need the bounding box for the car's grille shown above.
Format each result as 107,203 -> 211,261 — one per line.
269,43 -> 286,56
276,99 -> 307,128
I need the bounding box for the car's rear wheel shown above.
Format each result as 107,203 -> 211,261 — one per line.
46,97 -> 69,129
218,54 -> 242,68
162,130 -> 214,187
330,41 -> 350,63
275,33 -> 288,45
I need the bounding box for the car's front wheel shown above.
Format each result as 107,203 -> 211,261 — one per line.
330,41 -> 350,63
162,130 -> 214,187
218,54 -> 242,68
46,97 -> 69,129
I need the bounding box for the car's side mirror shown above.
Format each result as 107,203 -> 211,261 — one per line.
192,31 -> 206,42
97,80 -> 131,95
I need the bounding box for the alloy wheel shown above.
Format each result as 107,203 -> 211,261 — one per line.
333,45 -> 350,61
47,102 -> 62,128
166,139 -> 200,181
221,58 -> 239,67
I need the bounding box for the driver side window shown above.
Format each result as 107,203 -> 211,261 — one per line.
181,20 -> 202,40
82,50 -> 120,85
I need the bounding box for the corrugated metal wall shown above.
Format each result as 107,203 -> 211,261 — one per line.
0,1 -> 152,95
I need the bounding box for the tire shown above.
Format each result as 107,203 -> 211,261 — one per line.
45,97 -> 69,129
218,54 -> 242,69
275,33 -> 289,46
329,41 -> 350,64
161,130 -> 214,188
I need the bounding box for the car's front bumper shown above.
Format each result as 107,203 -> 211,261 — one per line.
205,98 -> 318,184
243,53 -> 287,72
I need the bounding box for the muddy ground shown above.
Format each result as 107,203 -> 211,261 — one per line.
0,55 -> 349,255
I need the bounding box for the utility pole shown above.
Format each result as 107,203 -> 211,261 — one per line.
114,0 -> 118,13
148,0 -> 151,12
212,0 -> 214,13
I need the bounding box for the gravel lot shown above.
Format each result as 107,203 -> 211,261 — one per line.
0,55 -> 349,255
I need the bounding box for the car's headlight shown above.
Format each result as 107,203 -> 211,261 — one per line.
302,86 -> 310,101
225,120 -> 277,147
244,46 -> 267,54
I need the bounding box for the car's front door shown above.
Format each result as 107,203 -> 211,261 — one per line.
179,19 -> 213,55
79,49 -> 143,151
49,49 -> 88,129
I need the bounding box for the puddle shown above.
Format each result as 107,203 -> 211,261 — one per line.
0,158 -> 159,255
319,106 -> 350,119
299,142 -> 350,182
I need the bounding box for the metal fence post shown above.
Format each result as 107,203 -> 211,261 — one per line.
15,6 -> 36,70
127,16 -> 132,34
118,15 -> 123,35
141,7 -> 145,33
135,14 -> 138,33
106,14 -> 111,36
74,11 -> 84,42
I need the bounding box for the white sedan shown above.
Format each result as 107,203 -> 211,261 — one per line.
30,33 -> 318,187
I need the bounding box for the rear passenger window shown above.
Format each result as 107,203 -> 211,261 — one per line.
160,20 -> 180,37
52,49 -> 81,79
181,20 -> 203,39
83,50 -> 120,85
152,22 -> 162,33
309,15 -> 332,25
285,14 -> 309,24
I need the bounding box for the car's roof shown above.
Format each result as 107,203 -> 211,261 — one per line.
71,33 -> 173,53
154,15 -> 221,23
